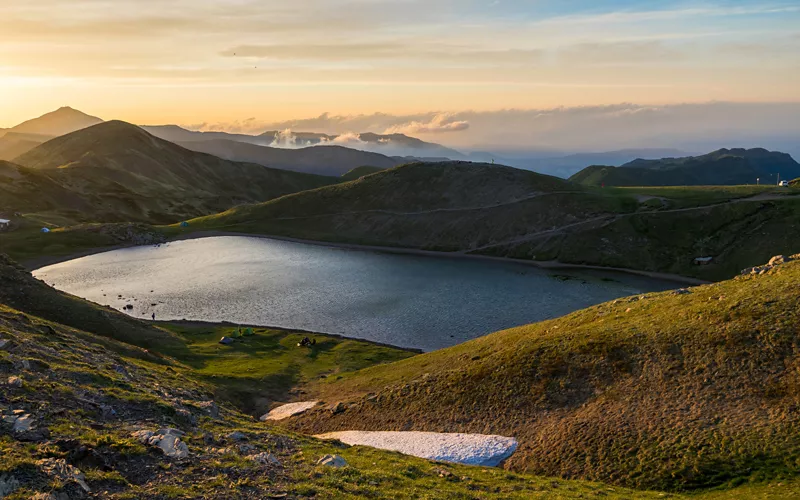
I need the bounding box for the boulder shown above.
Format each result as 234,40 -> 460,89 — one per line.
132,428 -> 190,459
251,452 -> 281,465
36,458 -> 90,493
226,431 -> 248,442
329,402 -> 346,415
769,255 -> 787,266
0,474 -> 20,497
317,454 -> 348,468
7,376 -> 22,388
198,401 -> 220,418
12,414 -> 34,433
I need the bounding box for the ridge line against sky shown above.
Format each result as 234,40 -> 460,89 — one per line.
1,0 -> 798,132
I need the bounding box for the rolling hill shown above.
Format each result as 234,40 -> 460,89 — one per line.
0,132 -> 50,161
340,165 -> 387,181
185,161 -> 800,281
3,254 -> 637,499
288,256 -> 800,492
5,121 -> 335,223
570,148 -> 800,187
176,138 -> 400,176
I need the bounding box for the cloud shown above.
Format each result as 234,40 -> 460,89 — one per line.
383,114 -> 469,134
221,43 -> 542,65
252,102 -> 800,157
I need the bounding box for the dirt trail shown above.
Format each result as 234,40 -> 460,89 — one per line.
270,191 -> 586,221
469,191 -> 800,252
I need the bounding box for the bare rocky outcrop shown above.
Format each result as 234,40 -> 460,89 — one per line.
741,254 -> 800,275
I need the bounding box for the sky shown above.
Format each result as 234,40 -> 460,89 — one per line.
1,0 -> 799,148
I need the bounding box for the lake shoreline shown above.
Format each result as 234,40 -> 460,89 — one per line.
25,229 -> 708,286
171,231 -> 709,286
160,319 -> 424,354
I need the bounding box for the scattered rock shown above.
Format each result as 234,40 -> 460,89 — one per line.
175,408 -> 196,425
112,365 -> 131,379
30,493 -> 71,500
0,338 -> 12,351
226,431 -> 248,442
435,468 -> 453,478
132,428 -> 190,459
769,255 -> 787,266
742,254 -> 800,275
316,454 -> 347,468
219,336 -> 235,345
329,402 -> 346,415
37,458 -> 90,492
0,474 -> 20,497
672,289 -> 692,295
238,443 -> 257,455
12,414 -> 35,433
7,376 -> 22,388
198,401 -> 219,418
251,452 -> 281,466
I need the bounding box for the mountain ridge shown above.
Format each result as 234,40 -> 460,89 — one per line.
572,148 -> 800,186
5,121 -> 335,223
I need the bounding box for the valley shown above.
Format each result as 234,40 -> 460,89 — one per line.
1,105 -> 800,499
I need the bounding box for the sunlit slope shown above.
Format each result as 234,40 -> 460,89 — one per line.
9,121 -> 334,223
189,161 -> 622,248
187,161 -> 800,280
289,258 -> 800,491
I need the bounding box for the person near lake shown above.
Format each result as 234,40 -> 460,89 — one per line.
152,312 -> 155,321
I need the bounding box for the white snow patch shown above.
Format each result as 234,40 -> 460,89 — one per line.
314,431 -> 518,467
261,401 -> 318,421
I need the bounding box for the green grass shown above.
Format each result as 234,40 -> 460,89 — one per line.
288,260 -> 800,492
157,323 -> 416,414
4,254 -> 800,497
603,185 -> 780,208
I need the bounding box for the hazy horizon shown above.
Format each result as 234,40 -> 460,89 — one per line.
3,0 -> 799,131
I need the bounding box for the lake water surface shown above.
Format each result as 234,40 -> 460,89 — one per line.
34,236 -> 679,351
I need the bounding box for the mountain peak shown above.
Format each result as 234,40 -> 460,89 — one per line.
9,106 -> 103,137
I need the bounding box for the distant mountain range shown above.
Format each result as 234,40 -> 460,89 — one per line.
507,149 -> 695,178
2,106 -> 103,137
0,107 -> 103,160
3,121 -> 334,223
174,138 -> 400,177
570,148 -> 800,186
143,125 -> 463,160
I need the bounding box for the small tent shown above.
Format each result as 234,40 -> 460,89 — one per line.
41,227 -> 51,233
180,221 -> 190,228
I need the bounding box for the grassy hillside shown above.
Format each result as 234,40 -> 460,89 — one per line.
0,133 -> 47,161
183,161 -> 800,281
287,257 -> 800,492
571,148 -> 800,187
0,255 -> 678,499
178,139 -> 400,176
340,166 -> 387,181
3,252 -> 800,496
0,253 -> 182,352
7,121 -> 334,224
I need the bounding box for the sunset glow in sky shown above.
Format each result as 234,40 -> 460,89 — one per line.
1,0 -> 799,129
